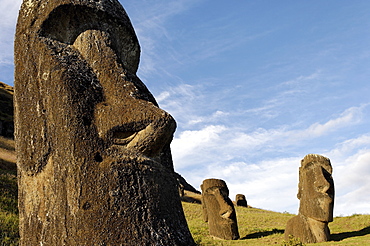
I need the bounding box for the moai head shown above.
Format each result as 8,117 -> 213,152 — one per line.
201,179 -> 239,240
14,1 -> 194,245
235,194 -> 248,207
15,0 -> 175,175
298,154 -> 335,222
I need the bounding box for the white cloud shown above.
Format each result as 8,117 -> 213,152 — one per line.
172,104 -> 366,162
188,111 -> 230,125
301,106 -> 363,137
327,134 -> 370,159
171,125 -> 227,167
222,104 -> 366,155
178,140 -> 370,216
172,104 -> 370,216
180,156 -> 300,214
156,91 -> 171,103
331,149 -> 370,216
154,83 -> 213,128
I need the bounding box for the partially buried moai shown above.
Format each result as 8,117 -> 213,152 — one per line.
235,194 -> 248,207
14,0 -> 195,245
201,179 -> 239,240
285,154 -> 335,243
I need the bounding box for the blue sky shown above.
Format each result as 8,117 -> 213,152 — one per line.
2,0 -> 370,216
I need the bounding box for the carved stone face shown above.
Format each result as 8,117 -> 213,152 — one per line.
73,29 -> 176,160
298,154 -> 334,222
16,1 -> 176,174
15,1 -> 194,245
201,179 -> 239,240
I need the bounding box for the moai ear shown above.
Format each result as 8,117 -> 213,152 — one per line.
15,90 -> 51,175
14,6 -> 52,174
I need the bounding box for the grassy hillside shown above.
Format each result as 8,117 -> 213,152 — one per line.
0,82 -> 14,138
0,137 -> 18,245
0,82 -> 13,122
1,136 -> 370,245
182,202 -> 370,245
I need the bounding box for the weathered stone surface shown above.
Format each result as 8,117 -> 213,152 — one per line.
285,154 -> 334,243
14,1 -> 195,245
201,179 -> 239,240
235,194 -> 248,207
0,82 -> 14,138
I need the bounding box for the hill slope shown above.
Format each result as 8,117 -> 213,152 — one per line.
0,82 -> 14,138
182,202 -> 370,245
0,136 -> 18,245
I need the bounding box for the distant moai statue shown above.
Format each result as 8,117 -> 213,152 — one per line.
201,179 -> 239,240
285,154 -> 334,243
14,0 -> 195,245
235,194 -> 248,207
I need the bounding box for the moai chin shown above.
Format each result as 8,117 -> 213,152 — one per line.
235,194 -> 248,207
14,1 -> 195,245
201,179 -> 239,240
285,154 -> 335,243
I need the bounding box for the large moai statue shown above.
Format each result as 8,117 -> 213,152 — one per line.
14,1 -> 195,245
201,179 -> 239,240
285,154 -> 335,243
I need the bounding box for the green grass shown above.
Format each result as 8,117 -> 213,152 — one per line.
0,137 -> 19,246
0,82 -> 13,123
182,202 -> 370,245
183,202 -> 293,245
0,212 -> 19,246
0,137 -> 14,153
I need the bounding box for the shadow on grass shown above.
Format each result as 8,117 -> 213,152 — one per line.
241,228 -> 284,240
0,158 -> 17,175
331,226 -> 370,241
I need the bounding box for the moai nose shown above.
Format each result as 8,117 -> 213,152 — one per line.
213,189 -> 234,219
315,167 -> 333,196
